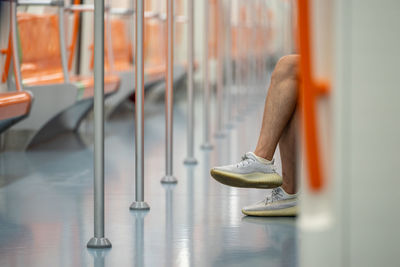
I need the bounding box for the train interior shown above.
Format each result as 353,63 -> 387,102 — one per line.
0,0 -> 399,266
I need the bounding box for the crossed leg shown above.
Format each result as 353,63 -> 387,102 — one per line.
210,54 -> 300,216
254,55 -> 299,194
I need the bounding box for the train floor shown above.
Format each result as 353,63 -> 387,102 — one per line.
0,90 -> 297,267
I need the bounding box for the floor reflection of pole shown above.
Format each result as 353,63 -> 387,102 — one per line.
202,150 -> 210,214
225,130 -> 232,165
163,183 -> 175,267
134,210 -> 148,267
215,132 -> 227,166
201,150 -> 210,264
89,250 -> 106,267
186,166 -> 195,266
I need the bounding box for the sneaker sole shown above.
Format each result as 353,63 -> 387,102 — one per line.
210,169 -> 283,189
242,206 -> 297,217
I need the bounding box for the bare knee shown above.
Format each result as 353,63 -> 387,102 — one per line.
270,55 -> 299,84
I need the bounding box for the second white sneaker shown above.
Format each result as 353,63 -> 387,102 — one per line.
242,187 -> 298,217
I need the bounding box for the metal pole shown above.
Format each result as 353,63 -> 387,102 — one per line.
87,0 -> 111,249
255,0 -> 262,97
201,0 -> 213,149
183,0 -> 198,164
258,0 -> 265,99
130,0 -> 150,209
250,0 -> 257,107
259,0 -> 265,96
245,2 -> 251,110
58,4 -> 70,83
11,0 -> 23,91
161,0 -> 177,183
225,0 -> 233,129
244,1 -> 250,111
235,1 -> 244,120
214,0 -> 225,138
262,0 -> 269,98
105,0 -> 114,73
259,1 -> 264,97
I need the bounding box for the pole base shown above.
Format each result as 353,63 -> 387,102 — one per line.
161,175 -> 178,184
87,237 -> 112,249
183,157 -> 198,165
200,143 -> 213,150
130,201 -> 150,211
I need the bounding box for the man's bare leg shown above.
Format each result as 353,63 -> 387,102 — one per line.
253,55 -> 299,194
254,55 -> 299,161
210,55 -> 299,192
210,55 -> 299,215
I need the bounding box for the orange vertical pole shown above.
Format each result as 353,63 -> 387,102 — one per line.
297,0 -> 330,191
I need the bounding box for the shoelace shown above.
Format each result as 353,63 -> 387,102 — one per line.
264,188 -> 283,204
236,155 -> 255,168
236,154 -> 277,171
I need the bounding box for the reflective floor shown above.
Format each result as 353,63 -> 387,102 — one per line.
0,90 -> 297,267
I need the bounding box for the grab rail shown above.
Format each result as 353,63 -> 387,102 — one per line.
67,0 -> 80,71
297,0 -> 330,191
1,1 -> 18,89
11,0 -> 23,90
109,8 -> 134,16
1,27 -> 12,84
17,0 -> 63,6
65,4 -> 95,12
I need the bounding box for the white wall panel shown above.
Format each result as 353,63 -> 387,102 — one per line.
301,0 -> 400,266
348,0 -> 400,266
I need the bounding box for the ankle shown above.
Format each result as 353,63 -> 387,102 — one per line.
281,184 -> 297,195
253,150 -> 273,161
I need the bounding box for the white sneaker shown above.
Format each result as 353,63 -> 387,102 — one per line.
242,187 -> 298,217
210,152 -> 282,189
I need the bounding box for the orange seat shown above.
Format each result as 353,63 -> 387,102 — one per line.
208,0 -> 218,59
104,17 -> 166,82
143,18 -> 166,81
110,19 -> 132,72
88,17 -> 165,83
0,91 -> 32,121
18,13 -> 119,99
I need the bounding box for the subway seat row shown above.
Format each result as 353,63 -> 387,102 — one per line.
0,6 -> 177,148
